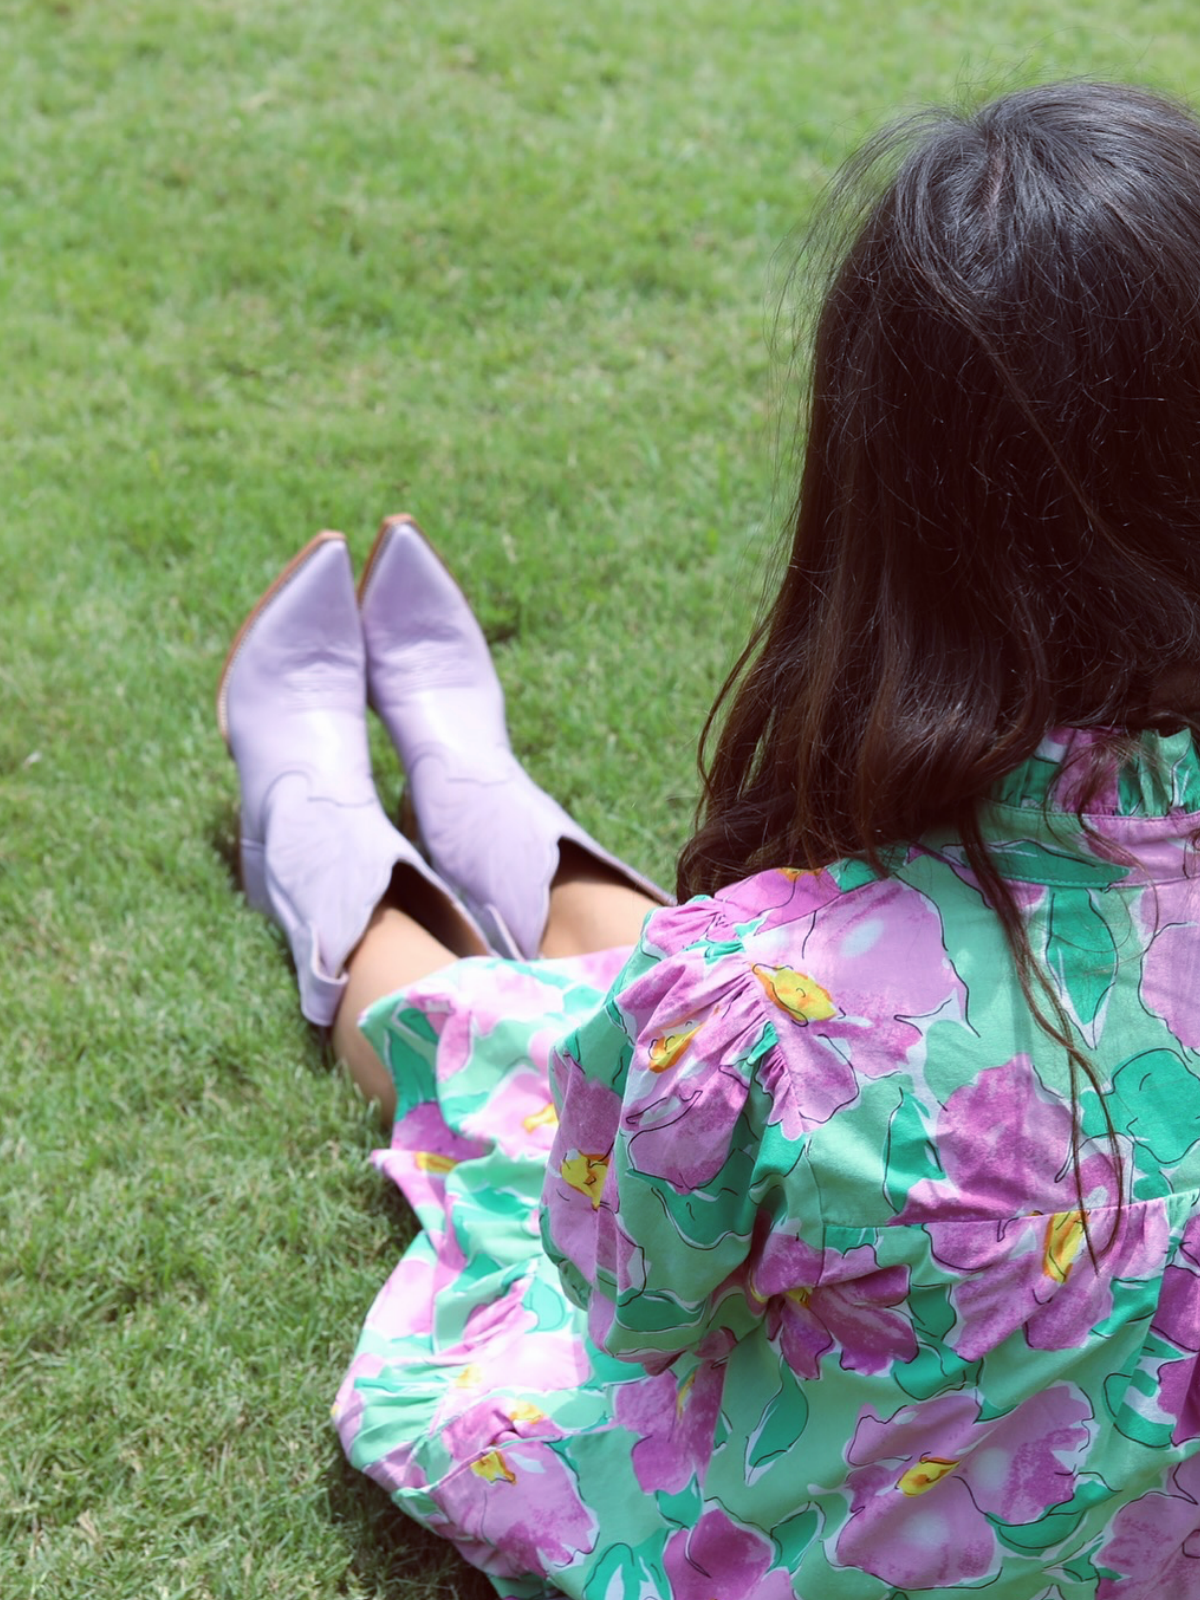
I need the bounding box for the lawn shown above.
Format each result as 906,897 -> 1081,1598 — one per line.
4,2 -> 1200,1595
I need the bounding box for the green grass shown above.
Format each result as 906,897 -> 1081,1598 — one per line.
4,1 -> 1200,1595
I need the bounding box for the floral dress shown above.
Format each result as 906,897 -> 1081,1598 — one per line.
333,728 -> 1200,1599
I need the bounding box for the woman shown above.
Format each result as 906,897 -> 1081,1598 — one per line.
219,81 -> 1200,1600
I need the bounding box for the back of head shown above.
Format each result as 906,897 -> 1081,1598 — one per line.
682,80 -> 1200,897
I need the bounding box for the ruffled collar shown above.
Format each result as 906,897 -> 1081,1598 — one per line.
924,728 -> 1200,888
990,726 -> 1200,818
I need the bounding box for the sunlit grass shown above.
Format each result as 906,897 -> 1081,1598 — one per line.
4,1 -> 1200,1594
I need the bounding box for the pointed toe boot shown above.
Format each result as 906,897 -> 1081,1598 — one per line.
218,530 -> 486,1024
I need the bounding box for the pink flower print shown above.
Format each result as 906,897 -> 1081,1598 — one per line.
433,1404 -> 599,1579
387,1099 -> 484,1161
622,959 -> 822,1176
903,1058 -> 1168,1354
1139,882 -> 1200,1051
548,1050 -> 623,1157
745,960 -> 862,1133
662,1509 -> 794,1600
375,1102 -> 486,1211
434,1438 -> 599,1579
613,959 -> 773,1190
644,1011 -> 713,1074
1097,1452 -> 1200,1598
429,1279 -> 590,1425
1040,728 -> 1124,814
753,1037 -> 821,1142
440,1391 -> 565,1459
714,863 -> 844,938
836,1385 -> 1093,1590
354,1194 -> 470,1349
903,1056 -> 1116,1220
750,1233 -> 917,1379
360,1243 -> 448,1343
613,1360 -> 727,1493
459,1064 -> 561,1161
544,1059 -> 623,1282
425,960 -> 591,1084
930,1198 -> 1167,1358
1155,1354 -> 1200,1448
622,1053 -> 751,1193
553,945 -> 629,992
755,877 -> 966,1084
1152,1214 -> 1200,1444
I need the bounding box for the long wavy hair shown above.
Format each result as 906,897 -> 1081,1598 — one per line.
678,81 -> 1200,1240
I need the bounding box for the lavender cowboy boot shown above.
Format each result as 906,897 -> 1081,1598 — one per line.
217,530 -> 488,1025
357,515 -> 671,960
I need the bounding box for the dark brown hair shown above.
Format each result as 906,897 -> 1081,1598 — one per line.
679,81 -> 1200,1237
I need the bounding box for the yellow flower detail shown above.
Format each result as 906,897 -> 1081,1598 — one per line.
649,1020 -> 704,1073
675,1371 -> 697,1419
522,1102 -> 559,1133
752,964 -> 836,1024
414,1151 -> 458,1173
1043,1209 -> 1086,1283
786,1286 -> 813,1309
560,1151 -> 609,1208
898,1456 -> 960,1496
453,1363 -> 483,1388
508,1401 -> 546,1425
780,867 -> 820,881
471,1450 -> 517,1485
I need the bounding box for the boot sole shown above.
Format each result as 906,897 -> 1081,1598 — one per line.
215,528 -> 347,748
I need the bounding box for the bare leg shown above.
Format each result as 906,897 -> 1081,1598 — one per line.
540,841 -> 659,959
332,904 -> 455,1120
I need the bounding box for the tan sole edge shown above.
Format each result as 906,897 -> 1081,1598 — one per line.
215,529 -> 347,748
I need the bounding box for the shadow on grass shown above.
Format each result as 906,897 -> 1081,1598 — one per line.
325,1447 -> 501,1600
209,801 -> 241,890
357,1159 -> 419,1246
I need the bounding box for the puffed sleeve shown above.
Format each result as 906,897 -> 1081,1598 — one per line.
540,896 -> 820,1368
